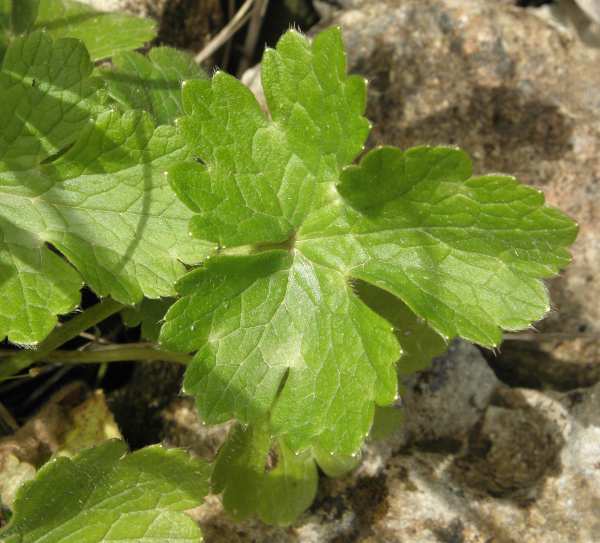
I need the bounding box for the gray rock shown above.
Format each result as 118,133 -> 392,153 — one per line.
399,341 -> 499,449
575,0 -> 600,24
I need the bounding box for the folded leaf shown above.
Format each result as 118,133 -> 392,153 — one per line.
0,440 -> 210,542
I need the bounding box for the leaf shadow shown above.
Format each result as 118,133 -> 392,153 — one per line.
0,46 -> 97,170
0,216 -> 81,318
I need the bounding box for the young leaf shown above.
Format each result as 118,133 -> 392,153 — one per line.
34,0 -> 156,61
162,27 -> 577,458
103,47 -> 207,126
0,32 -> 211,345
0,440 -> 210,542
213,421 -> 318,526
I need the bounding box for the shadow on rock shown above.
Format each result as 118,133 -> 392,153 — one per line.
450,387 -> 565,501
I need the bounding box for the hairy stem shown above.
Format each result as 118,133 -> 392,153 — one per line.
0,298 -> 124,380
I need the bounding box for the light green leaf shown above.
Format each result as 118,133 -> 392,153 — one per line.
300,145 -> 577,346
103,47 -> 206,126
164,27 -> 577,460
121,298 -> 173,342
0,32 -> 211,345
1,109 -> 212,345
0,31 -> 96,344
312,448 -> 361,478
213,420 -> 317,526
161,251 -> 399,455
11,0 -> 39,33
0,440 -> 210,542
170,28 -> 368,248
34,0 -> 156,61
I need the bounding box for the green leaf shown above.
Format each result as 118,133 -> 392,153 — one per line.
34,0 -> 156,61
121,298 -> 173,342
170,27 -> 368,248
0,0 -> 10,29
11,0 -> 39,33
213,420 -> 317,526
0,32 -> 211,345
0,440 -> 210,542
163,27 -> 577,459
103,47 -> 206,126
161,250 -> 399,455
0,31 -> 99,170
301,145 -> 577,346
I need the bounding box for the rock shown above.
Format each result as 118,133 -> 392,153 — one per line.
576,0 -> 600,23
108,360 -> 184,448
398,341 -> 499,450
161,397 -> 232,461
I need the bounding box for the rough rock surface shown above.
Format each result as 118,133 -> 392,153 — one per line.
162,341 -> 600,542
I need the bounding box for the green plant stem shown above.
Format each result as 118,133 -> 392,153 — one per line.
0,344 -> 191,365
0,298 -> 124,380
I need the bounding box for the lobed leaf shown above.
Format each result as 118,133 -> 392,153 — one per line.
0,32 -> 211,345
0,31 -> 99,170
0,440 -> 210,542
163,27 -> 577,462
300,145 -> 577,346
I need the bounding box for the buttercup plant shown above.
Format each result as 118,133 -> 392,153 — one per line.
0,0 -> 577,539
